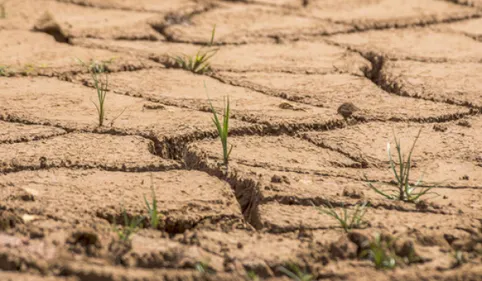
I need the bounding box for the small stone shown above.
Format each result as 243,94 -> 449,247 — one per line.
337,102 -> 360,119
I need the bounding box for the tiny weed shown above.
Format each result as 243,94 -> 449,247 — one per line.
170,25 -> 218,74
316,202 -> 368,233
0,2 -> 6,19
205,83 -> 233,168
0,65 -> 12,76
113,209 -> 144,241
361,233 -> 422,270
452,250 -> 467,268
366,128 -> 434,202
77,59 -> 110,127
246,271 -> 260,281
361,233 -> 396,270
144,181 -> 162,230
277,264 -> 313,281
195,260 -> 215,274
23,63 -> 36,75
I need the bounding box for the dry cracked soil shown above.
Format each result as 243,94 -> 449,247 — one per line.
1,0 -> 482,280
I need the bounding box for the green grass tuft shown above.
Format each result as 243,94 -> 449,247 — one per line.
205,83 -> 233,168
195,260 -> 215,275
362,233 -> 396,270
366,128 -> 434,202
0,65 -> 12,77
316,202 -> 368,233
144,179 -> 162,230
0,2 -> 5,19
77,59 -> 110,127
170,26 -> 218,74
113,209 -> 144,241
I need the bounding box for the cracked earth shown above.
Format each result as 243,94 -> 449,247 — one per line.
0,0 -> 482,280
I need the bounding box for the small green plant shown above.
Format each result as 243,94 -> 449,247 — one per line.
246,271 -> 260,281
206,86 -> 232,168
78,59 -> 109,127
113,209 -> 144,241
170,25 -> 218,74
451,250 -> 467,268
195,260 -> 215,275
0,65 -> 11,76
316,202 -> 368,233
0,2 -> 6,19
361,233 -> 396,270
366,128 -> 433,202
144,183 -> 162,229
277,264 -> 313,281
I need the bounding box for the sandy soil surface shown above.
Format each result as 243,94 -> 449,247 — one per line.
0,0 -> 481,280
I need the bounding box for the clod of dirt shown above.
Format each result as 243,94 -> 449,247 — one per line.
33,12 -> 68,43
416,233 -> 450,248
457,119 -> 472,128
109,239 -> 132,265
337,102 -> 360,119
342,186 -> 365,199
329,235 -> 357,260
7,189 -> 35,202
271,175 -> 290,185
278,102 -> 305,111
297,225 -> 313,241
0,210 -> 23,231
143,103 -> 166,110
347,231 -> 370,254
415,200 -> 429,211
67,229 -> 102,257
433,124 -> 448,132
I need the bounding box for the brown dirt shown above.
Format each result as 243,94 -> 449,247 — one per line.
1,1 -> 482,281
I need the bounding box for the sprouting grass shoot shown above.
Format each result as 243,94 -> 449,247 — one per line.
277,264 -> 313,281
170,25 -> 218,74
144,184 -> 162,230
113,208 -> 144,241
0,2 -> 5,19
316,202 -> 368,233
205,83 -> 232,168
77,59 -> 109,127
366,128 -> 433,202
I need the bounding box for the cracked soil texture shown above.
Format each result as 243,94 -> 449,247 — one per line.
0,0 -> 481,280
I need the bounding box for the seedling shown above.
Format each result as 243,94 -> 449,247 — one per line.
316,202 -> 368,233
0,65 -> 11,76
246,271 -> 260,281
366,128 -> 433,202
277,264 -> 313,281
144,183 -> 162,230
206,84 -> 232,168
361,233 -> 396,270
113,209 -> 144,241
170,25 -> 218,74
0,2 -> 6,19
451,250 -> 467,268
195,260 -> 215,274
77,59 -> 109,127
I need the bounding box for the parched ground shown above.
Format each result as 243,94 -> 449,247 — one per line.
0,0 -> 482,280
